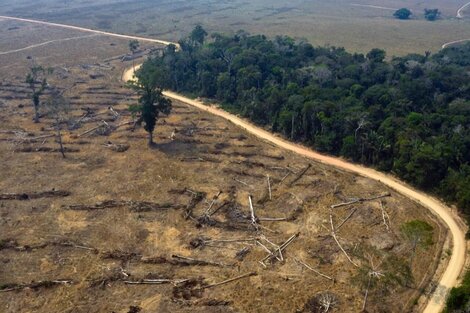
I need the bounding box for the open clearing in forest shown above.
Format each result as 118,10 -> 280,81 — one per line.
0,20 -> 454,313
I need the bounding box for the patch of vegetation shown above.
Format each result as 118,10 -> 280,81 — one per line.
140,28 -> 470,230
424,8 -> 441,21
444,269 -> 470,312
393,8 -> 412,20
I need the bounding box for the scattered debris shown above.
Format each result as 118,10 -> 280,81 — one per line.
102,141 -> 129,152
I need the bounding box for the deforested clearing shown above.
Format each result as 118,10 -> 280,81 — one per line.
0,20 -> 450,313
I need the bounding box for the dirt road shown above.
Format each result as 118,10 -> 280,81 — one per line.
124,65 -> 466,313
457,1 -> 470,18
0,34 -> 99,56
0,14 -> 465,313
442,38 -> 470,49
0,15 -> 175,46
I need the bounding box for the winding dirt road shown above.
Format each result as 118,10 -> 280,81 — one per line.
0,14 -> 466,313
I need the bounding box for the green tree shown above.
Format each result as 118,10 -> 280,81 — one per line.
190,25 -> 207,46
26,65 -> 50,123
366,48 -> 386,63
394,8 -> 412,20
127,59 -> 172,145
445,270 -> 470,312
129,40 -> 140,55
424,8 -> 441,21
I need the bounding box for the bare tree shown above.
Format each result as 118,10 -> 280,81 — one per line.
45,88 -> 70,158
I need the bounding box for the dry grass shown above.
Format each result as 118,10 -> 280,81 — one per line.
1,0 -> 469,56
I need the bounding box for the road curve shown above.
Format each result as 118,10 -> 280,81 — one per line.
124,65 -> 466,313
0,14 -> 465,313
442,38 -> 470,49
457,1 -> 470,18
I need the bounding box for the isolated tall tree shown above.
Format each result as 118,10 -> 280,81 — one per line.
26,65 -> 50,123
394,8 -> 412,20
190,25 -> 207,46
424,8 -> 441,21
127,58 -> 172,145
45,88 -> 69,158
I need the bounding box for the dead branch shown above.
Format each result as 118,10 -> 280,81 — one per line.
62,200 -> 177,212
267,175 -> 272,200
235,247 -> 251,261
258,217 -> 288,222
256,240 -> 282,264
171,255 -> 230,267
196,272 -> 257,290
0,280 -> 74,292
0,189 -> 70,200
248,195 -> 258,230
204,191 -> 222,216
124,279 -> 188,285
77,121 -> 110,137
335,207 -> 357,231
329,209 -> 359,267
288,163 -> 311,186
232,177 -> 252,188
330,192 -> 391,209
261,235 -> 284,261
294,258 -> 333,280
380,201 -> 391,231
260,232 -> 300,265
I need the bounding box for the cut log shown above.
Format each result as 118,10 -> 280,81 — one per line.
0,190 -> 70,200
288,164 -> 311,186
196,272 -> 257,290
294,258 -> 333,280
330,193 -> 391,209
171,254 -> 230,267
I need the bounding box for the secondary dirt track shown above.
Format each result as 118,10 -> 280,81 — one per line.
124,63 -> 467,313
0,14 -> 466,313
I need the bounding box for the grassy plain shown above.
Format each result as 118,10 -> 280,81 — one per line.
1,0 -> 470,56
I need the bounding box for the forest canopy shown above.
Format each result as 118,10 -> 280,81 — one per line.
140,28 -> 470,226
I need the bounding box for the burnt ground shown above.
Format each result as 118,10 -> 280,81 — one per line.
0,20 -> 447,313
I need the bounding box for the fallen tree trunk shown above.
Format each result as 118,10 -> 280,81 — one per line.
330,193 -> 391,209
0,280 -> 74,292
288,164 -> 312,186
0,190 -> 70,200
196,272 -> 257,290
62,200 -> 177,211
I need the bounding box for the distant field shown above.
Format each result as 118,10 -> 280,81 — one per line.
0,0 -> 469,56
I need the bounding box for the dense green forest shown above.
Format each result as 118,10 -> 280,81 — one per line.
139,27 -> 470,228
